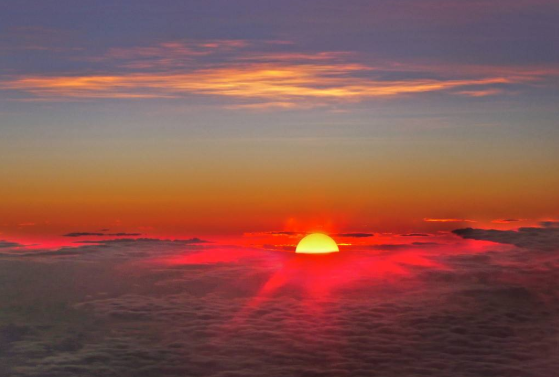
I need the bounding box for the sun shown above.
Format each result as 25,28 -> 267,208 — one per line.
295,233 -> 339,254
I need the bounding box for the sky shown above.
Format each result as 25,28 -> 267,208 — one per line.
1,2 -> 559,376
1,0 -> 558,244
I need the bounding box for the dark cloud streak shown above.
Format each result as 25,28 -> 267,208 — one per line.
453,225 -> 559,251
63,232 -> 142,237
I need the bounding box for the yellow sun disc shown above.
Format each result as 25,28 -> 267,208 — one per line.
295,233 -> 339,254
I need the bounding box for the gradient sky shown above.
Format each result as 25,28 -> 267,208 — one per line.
1,0 -> 559,241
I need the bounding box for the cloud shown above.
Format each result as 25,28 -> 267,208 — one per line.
453,225 -> 559,251
333,233 -> 374,238
492,219 -> 525,224
17,222 -> 36,227
0,240 -> 24,248
1,237 -> 558,377
455,88 -> 505,97
97,39 -> 250,70
424,218 -> 476,223
246,231 -> 374,239
63,232 -> 142,237
401,233 -> 430,237
539,221 -> 559,228
77,237 -> 207,244
268,231 -> 304,236
63,232 -> 105,237
1,229 -> 558,376
365,242 -> 441,251
0,237 -> 208,259
2,67 -> 514,103
245,231 -> 310,238
2,39 -> 552,108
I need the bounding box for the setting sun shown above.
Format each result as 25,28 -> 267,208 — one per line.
295,233 -> 339,254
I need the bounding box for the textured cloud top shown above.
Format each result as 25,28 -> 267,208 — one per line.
0,232 -> 558,377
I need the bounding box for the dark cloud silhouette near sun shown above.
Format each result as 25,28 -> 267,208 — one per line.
0,240 -> 23,248
453,224 -> 559,251
333,233 -> 374,238
63,232 -> 143,237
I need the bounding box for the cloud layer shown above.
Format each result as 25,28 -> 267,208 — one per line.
0,236 -> 558,376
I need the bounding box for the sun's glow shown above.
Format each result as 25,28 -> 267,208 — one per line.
295,233 -> 339,254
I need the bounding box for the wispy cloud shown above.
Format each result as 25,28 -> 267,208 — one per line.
63,232 -> 142,237
424,218 -> 476,223
17,222 -> 36,227
0,66 -> 516,104
0,240 -> 24,249
492,219 -> 526,224
98,40 -> 250,69
455,88 -> 506,97
333,233 -> 374,238
453,224 -> 559,251
1,39 -> 554,108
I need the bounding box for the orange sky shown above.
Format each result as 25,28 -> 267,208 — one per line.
2,134 -> 558,243
1,1 -> 559,245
